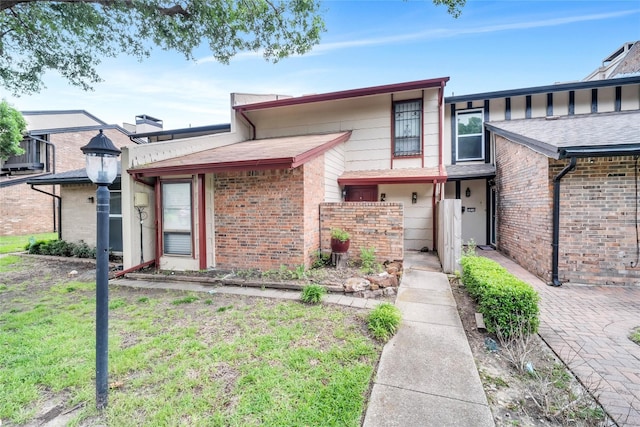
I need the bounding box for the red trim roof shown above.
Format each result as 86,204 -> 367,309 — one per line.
128,132 -> 351,178
234,77 -> 450,112
338,166 -> 447,185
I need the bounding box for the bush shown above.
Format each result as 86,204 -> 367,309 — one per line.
367,302 -> 401,341
26,239 -> 97,259
300,284 -> 326,304
460,256 -> 539,339
360,246 -> 381,274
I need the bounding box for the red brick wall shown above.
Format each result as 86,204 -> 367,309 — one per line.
303,156 -> 325,265
213,167 -> 307,270
553,156 -> 640,285
495,136 -> 553,280
0,128 -> 131,237
319,202 -> 404,262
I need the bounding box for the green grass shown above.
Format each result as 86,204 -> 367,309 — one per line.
0,255 -> 22,272
630,327 -> 640,345
367,302 -> 402,341
0,261 -> 382,426
0,232 -> 58,254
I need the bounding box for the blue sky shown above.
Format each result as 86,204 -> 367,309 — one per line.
3,0 -> 639,130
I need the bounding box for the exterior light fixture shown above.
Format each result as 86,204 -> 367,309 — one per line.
465,187 -> 471,198
380,193 -> 386,202
342,188 -> 348,200
412,192 -> 418,204
81,130 -> 121,410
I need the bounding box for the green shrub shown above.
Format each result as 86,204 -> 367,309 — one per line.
367,302 -> 402,341
330,228 -> 350,242
360,246 -> 381,274
460,256 -> 539,338
311,250 -> 331,269
300,284 -> 326,304
71,241 -> 96,258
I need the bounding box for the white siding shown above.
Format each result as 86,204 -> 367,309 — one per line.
531,94 -> 546,117
511,96 -> 526,120
379,183 -> 433,250
574,89 -> 592,115
324,146 -> 345,202
622,85 -> 640,110
553,91 -> 570,116
598,86 -> 616,113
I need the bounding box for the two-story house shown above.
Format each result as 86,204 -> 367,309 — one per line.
443,41 -> 640,285
0,110 -> 133,238
121,78 -> 451,272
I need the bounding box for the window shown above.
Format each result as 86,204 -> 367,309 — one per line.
456,109 -> 484,161
394,100 -> 422,157
162,181 -> 192,255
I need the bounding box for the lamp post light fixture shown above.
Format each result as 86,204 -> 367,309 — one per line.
81,130 -> 121,410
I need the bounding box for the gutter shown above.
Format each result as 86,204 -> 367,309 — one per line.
30,184 -> 62,240
237,108 -> 256,140
551,157 -> 577,286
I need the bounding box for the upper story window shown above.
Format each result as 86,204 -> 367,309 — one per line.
162,181 -> 192,256
393,99 -> 422,157
456,109 -> 484,161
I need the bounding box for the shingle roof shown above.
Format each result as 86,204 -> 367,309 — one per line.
338,167 -> 446,185
445,163 -> 495,180
26,164 -> 122,185
128,132 -> 351,177
485,110 -> 640,159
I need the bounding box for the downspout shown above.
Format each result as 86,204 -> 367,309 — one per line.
32,136 -> 56,231
30,184 -> 62,240
551,157 -> 577,286
432,179 -> 437,251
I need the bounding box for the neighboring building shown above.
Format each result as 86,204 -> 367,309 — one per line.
0,111 -> 133,237
583,41 -> 640,81
20,122 -> 232,252
443,56 -> 640,285
121,78 -> 450,271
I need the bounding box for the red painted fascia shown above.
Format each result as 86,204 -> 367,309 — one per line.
290,131 -> 352,168
234,77 -> 450,112
127,132 -> 352,178
338,175 -> 447,186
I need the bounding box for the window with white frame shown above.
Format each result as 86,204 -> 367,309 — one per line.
393,99 -> 422,157
162,181 -> 192,256
456,109 -> 484,161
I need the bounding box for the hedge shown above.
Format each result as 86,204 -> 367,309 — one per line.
460,255 -> 540,338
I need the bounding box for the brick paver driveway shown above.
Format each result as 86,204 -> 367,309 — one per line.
482,250 -> 640,426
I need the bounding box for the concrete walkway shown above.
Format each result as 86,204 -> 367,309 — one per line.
481,249 -> 640,427
363,251 -> 494,427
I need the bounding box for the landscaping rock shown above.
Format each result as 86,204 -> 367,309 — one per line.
344,277 -> 370,293
367,272 -> 398,288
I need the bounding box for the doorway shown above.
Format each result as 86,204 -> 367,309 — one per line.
345,185 -> 378,202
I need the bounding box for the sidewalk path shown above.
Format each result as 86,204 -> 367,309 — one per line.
363,251 -> 494,427
481,249 -> 640,426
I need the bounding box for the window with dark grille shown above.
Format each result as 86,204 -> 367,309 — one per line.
162,181 -> 192,256
456,109 -> 484,161
394,100 -> 422,156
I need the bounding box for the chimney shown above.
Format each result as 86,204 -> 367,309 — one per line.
134,114 -> 163,134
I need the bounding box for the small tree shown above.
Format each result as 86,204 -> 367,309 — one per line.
0,100 -> 26,161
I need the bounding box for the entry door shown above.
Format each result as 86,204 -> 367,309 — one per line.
345,185 -> 378,202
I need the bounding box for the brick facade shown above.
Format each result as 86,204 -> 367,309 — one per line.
319,202 -> 404,262
553,156 -> 640,285
497,136 -> 640,286
213,167 -> 307,270
495,136 -> 553,281
0,128 -> 131,237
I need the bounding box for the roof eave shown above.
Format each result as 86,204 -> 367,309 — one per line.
235,77 -> 449,112
338,175 -> 447,186
128,158 -> 296,178
560,144 -> 640,159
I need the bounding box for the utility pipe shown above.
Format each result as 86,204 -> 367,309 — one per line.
551,157 -> 577,286
30,184 -> 62,240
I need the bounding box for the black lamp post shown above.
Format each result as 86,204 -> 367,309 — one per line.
81,130 -> 121,410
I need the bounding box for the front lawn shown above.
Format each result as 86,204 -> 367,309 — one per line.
0,256 -> 382,426
0,232 -> 57,254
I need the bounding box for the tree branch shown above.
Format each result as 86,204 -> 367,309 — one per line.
0,0 -> 190,16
